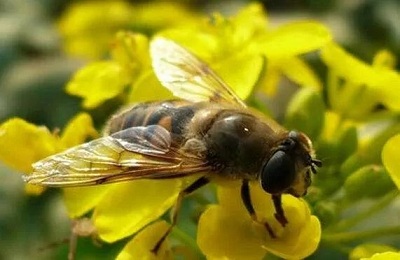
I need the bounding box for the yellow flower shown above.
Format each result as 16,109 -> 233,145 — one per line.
90,179 -> 181,242
65,32 -> 173,109
65,4 -> 331,110
197,182 -> 321,259
0,119 -> 59,174
58,1 -> 200,59
382,134 -> 400,190
350,244 -> 399,260
0,113 -> 185,242
63,174 -> 198,243
321,43 -> 400,119
362,251 -> 400,260
116,221 -> 173,260
58,0 -> 135,59
159,3 -> 330,97
0,113 -> 97,194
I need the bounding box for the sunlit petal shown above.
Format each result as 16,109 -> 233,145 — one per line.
116,221 -> 173,260
350,243 -> 398,260
0,118 -> 59,173
93,179 -> 181,242
66,61 -> 130,108
382,134 -> 400,189
63,186 -> 111,218
257,21 -> 332,59
197,204 -> 266,260
60,113 -> 98,148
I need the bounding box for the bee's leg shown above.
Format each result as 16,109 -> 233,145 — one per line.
272,194 -> 288,227
68,227 -> 78,260
240,180 -> 276,238
151,176 -> 210,254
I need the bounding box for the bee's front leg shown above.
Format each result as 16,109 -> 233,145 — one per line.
272,194 -> 288,227
240,180 -> 276,238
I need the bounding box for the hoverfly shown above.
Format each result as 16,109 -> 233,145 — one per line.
24,37 -> 322,253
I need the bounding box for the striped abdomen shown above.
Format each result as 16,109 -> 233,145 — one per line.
106,100 -> 198,143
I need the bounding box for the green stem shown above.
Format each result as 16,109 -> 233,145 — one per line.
320,241 -> 353,254
330,190 -> 399,232
323,226 -> 400,243
171,227 -> 201,256
326,70 -> 339,111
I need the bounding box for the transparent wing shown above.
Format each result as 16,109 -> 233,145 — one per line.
150,37 -> 246,107
24,125 -> 211,187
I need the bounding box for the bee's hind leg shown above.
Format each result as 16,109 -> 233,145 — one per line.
240,180 -> 277,238
151,176 -> 210,254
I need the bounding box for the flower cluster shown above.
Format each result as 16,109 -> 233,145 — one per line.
0,2 -> 399,259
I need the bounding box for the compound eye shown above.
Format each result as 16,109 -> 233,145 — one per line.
260,150 -> 296,194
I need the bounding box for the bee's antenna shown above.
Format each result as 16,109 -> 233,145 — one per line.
310,159 -> 322,174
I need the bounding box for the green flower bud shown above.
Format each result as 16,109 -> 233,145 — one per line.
285,88 -> 325,140
313,201 -> 338,227
344,165 -> 396,201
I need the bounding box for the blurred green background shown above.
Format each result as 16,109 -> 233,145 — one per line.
0,0 -> 399,259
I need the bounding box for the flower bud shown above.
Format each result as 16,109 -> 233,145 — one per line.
344,165 -> 395,201
285,88 -> 325,140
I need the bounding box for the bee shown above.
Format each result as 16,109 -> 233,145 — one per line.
24,37 -> 322,252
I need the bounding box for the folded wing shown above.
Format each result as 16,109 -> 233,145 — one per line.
24,125 -> 210,187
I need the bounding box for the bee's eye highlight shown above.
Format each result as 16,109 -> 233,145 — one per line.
260,150 -> 296,194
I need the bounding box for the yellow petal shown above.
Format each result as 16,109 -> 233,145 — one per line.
66,61 -> 130,108
249,183 -> 321,259
63,186 -> 111,218
322,42 -> 378,85
58,1 -> 134,59
116,221 -> 173,260
279,57 -> 322,90
321,43 -> 400,111
197,204 -> 266,260
230,3 -> 268,45
216,181 -> 250,216
382,134 -> 400,189
320,111 -> 341,141
350,244 -> 398,260
258,21 -> 332,59
216,53 -> 265,100
198,182 -> 321,259
259,62 -> 281,96
93,179 -> 181,242
0,118 -> 59,173
24,183 -> 45,195
61,35 -> 111,61
111,32 -> 150,77
362,251 -> 400,260
372,50 -> 396,69
261,197 -> 321,259
132,2 -> 200,33
157,3 -> 267,61
60,113 -> 98,148
128,70 -> 173,103
375,80 -> 400,111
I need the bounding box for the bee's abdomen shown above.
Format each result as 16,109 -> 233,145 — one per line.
106,100 -> 197,138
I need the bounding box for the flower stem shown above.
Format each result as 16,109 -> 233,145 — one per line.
171,227 -> 202,256
323,226 -> 400,243
331,190 -> 398,231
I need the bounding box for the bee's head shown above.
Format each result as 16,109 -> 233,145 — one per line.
260,131 -> 322,197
